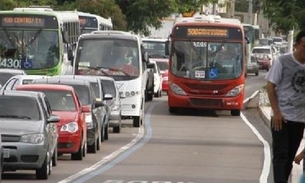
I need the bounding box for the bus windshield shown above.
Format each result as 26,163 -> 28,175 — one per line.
76,39 -> 140,77
171,40 -> 242,80
0,29 -> 59,69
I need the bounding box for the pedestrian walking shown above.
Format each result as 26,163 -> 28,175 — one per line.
266,30 -> 305,183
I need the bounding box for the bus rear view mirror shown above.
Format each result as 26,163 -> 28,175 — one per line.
245,36 -> 250,44
165,40 -> 170,56
67,45 -> 74,63
62,31 -> 69,44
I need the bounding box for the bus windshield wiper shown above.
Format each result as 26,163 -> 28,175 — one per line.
0,115 -> 31,120
78,65 -> 109,76
211,39 -> 227,56
3,27 -> 16,47
27,29 -> 42,46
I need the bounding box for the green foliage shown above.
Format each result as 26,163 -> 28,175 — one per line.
262,0 -> 305,34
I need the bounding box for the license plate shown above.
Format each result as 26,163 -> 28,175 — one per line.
3,149 -> 10,158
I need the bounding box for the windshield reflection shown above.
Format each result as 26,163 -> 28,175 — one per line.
171,41 -> 243,80
0,29 -> 59,69
76,39 -> 140,77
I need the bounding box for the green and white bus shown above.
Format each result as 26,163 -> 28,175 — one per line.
242,23 -> 260,47
0,6 -> 80,75
78,12 -> 113,34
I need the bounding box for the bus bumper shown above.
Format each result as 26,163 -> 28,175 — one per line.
168,92 -> 244,110
120,96 -> 142,118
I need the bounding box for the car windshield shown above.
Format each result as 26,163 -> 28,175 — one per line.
171,40 -> 243,80
76,39 -> 140,77
143,40 -> 167,58
252,48 -> 270,54
0,29 -> 59,69
0,95 -> 40,120
0,72 -> 14,86
28,90 -> 76,111
100,79 -> 116,97
155,61 -> 168,71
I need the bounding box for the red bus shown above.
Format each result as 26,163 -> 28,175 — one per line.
166,15 -> 246,116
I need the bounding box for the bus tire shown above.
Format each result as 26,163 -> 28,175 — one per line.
231,110 -> 240,116
133,116 -> 141,127
169,107 -> 179,114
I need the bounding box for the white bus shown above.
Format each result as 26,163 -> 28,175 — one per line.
72,31 -> 150,127
0,6 -> 80,75
77,12 -> 113,34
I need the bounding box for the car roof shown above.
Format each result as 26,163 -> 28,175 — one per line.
0,68 -> 26,74
79,32 -> 139,42
33,77 -> 91,86
142,38 -> 167,42
51,75 -> 100,83
90,75 -> 115,82
9,75 -> 49,80
252,46 -> 272,49
2,90 -> 42,98
15,84 -> 75,92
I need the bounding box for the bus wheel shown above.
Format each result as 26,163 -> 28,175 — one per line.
133,116 -> 141,127
169,107 -> 179,114
231,110 -> 240,116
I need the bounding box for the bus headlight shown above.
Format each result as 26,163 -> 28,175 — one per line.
169,82 -> 186,96
226,84 -> 244,97
125,91 -> 140,98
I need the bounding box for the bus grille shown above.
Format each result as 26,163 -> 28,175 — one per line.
190,98 -> 222,107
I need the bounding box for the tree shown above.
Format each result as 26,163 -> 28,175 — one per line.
262,0 -> 305,34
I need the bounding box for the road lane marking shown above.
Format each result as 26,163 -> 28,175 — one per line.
241,90 -> 271,183
58,101 -> 159,183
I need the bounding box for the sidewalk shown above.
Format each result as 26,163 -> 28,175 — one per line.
258,91 -> 304,183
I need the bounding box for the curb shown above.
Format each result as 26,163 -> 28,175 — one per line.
258,105 -> 271,128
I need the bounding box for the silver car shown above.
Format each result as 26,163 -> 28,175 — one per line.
246,55 -> 259,76
98,76 -> 122,133
0,90 -> 59,180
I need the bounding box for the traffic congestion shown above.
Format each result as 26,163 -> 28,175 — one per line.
0,4 -> 293,183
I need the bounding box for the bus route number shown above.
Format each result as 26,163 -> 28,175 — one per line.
0,58 -> 21,69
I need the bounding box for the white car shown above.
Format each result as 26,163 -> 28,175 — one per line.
251,46 -> 275,65
149,60 -> 163,97
0,75 -> 48,92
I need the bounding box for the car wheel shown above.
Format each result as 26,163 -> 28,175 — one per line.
104,123 -> 109,140
231,109 -> 240,116
71,141 -> 83,160
36,154 -> 49,180
87,137 -> 97,153
83,141 -> 87,157
52,146 -> 57,166
100,123 -> 105,142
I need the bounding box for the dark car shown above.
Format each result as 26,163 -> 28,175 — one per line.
146,63 -> 154,101
32,77 -> 103,153
0,90 -> 59,179
50,75 -> 111,142
0,68 -> 26,89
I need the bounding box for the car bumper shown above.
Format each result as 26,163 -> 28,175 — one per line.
57,132 -> 82,153
121,96 -> 142,117
2,142 -> 47,170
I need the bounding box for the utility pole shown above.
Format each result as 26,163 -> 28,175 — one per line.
248,0 -> 253,24
231,0 -> 235,18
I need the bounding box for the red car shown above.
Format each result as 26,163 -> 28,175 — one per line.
15,84 -> 88,160
153,58 -> 169,92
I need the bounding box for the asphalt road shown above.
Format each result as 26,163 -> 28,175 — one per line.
2,70 -> 271,183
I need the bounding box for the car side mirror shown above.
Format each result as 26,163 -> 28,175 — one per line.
81,105 -> 91,113
104,93 -> 113,100
95,100 -> 104,108
165,40 -> 170,56
47,115 -> 60,123
147,62 -> 154,69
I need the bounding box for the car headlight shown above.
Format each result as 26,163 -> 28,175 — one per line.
226,84 -> 244,97
21,133 -> 44,144
60,122 -> 79,133
169,82 -> 186,95
85,113 -> 94,129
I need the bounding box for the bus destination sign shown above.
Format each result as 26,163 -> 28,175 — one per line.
173,26 -> 242,40
1,17 -> 45,27
187,28 -> 228,37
